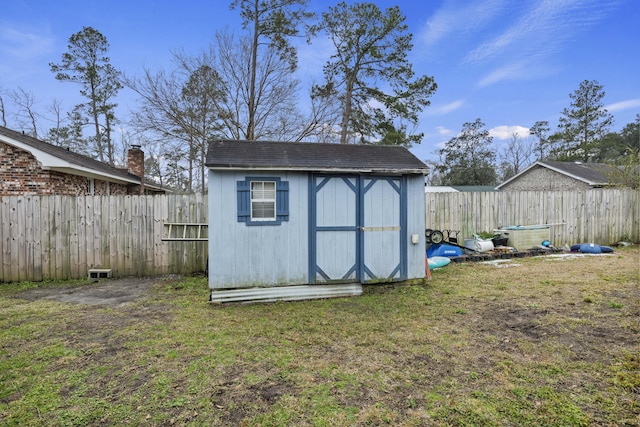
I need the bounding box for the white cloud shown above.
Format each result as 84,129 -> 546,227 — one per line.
439,100 -> 465,114
0,24 -> 54,60
478,59 -> 559,88
425,99 -> 465,116
606,99 -> 640,112
477,62 -> 528,87
0,23 -> 55,81
420,0 -> 509,46
489,125 -> 530,140
465,0 -> 619,65
425,0 -> 622,87
436,126 -> 453,136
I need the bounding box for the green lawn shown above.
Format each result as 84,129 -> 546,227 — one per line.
1,247 -> 638,426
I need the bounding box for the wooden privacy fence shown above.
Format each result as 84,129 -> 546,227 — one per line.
1,189 -> 638,283
0,194 -> 208,283
426,189 -> 640,247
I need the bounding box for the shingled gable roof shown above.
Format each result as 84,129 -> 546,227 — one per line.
206,139 -> 429,174
496,160 -> 615,189
0,126 -> 166,191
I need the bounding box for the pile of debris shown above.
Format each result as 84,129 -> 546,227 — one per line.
425,227 -> 618,264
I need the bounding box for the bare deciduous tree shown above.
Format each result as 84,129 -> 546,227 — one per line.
124,50 -> 226,192
10,87 -> 40,137
498,132 -> 535,182
215,31 -> 300,141
0,86 -> 7,127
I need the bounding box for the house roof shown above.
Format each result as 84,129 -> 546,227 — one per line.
425,186 -> 459,193
205,139 -> 429,174
0,126 -> 167,191
496,160 -> 615,189
424,185 -> 497,193
452,185 -> 497,192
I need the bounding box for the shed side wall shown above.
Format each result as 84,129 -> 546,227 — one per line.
208,170 -> 308,289
406,174 -> 427,279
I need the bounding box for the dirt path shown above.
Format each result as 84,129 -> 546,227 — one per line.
16,277 -> 164,306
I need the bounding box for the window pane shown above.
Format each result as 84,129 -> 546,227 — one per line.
251,182 -> 261,199
263,181 -> 275,198
250,181 -> 276,220
251,181 -> 275,199
252,202 -> 275,219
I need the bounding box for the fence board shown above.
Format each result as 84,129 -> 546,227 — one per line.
3,197 -> 14,281
109,196 -> 119,274
99,196 -> 109,270
25,196 -> 35,280
16,197 -> 26,281
156,195 -> 169,275
39,196 -> 50,280
77,196 -> 87,275
84,195 -> 94,270
69,195 -> 79,279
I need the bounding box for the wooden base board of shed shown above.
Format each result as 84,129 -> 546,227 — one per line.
209,284 -> 363,304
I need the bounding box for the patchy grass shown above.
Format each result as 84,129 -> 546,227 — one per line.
1,247 -> 639,426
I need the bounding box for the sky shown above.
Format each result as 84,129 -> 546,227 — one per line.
1,0 -> 639,164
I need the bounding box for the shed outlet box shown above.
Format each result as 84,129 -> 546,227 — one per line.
411,234 -> 419,244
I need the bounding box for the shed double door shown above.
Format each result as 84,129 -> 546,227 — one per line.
310,174 -> 406,284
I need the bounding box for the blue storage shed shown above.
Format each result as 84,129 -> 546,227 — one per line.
205,140 -> 429,303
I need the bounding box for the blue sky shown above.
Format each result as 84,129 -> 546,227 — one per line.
1,0 -> 638,163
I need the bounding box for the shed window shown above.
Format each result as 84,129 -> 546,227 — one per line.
251,181 -> 276,221
237,177 -> 289,225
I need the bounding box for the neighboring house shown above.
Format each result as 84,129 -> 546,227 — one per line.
496,160 -> 617,191
0,126 -> 168,195
205,139 -> 429,303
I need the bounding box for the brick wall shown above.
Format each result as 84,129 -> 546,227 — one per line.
500,165 -> 591,191
0,142 -> 136,196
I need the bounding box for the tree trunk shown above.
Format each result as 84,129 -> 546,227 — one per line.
340,79 -> 354,144
246,2 -> 260,141
90,80 -> 103,162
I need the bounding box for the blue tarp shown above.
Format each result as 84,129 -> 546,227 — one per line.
427,244 -> 463,258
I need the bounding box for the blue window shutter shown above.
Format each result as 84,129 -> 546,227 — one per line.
237,180 -> 250,222
276,180 -> 289,221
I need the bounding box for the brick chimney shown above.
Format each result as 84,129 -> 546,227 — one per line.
127,145 -> 144,178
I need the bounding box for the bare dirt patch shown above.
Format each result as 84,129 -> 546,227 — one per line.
16,276 -> 164,306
